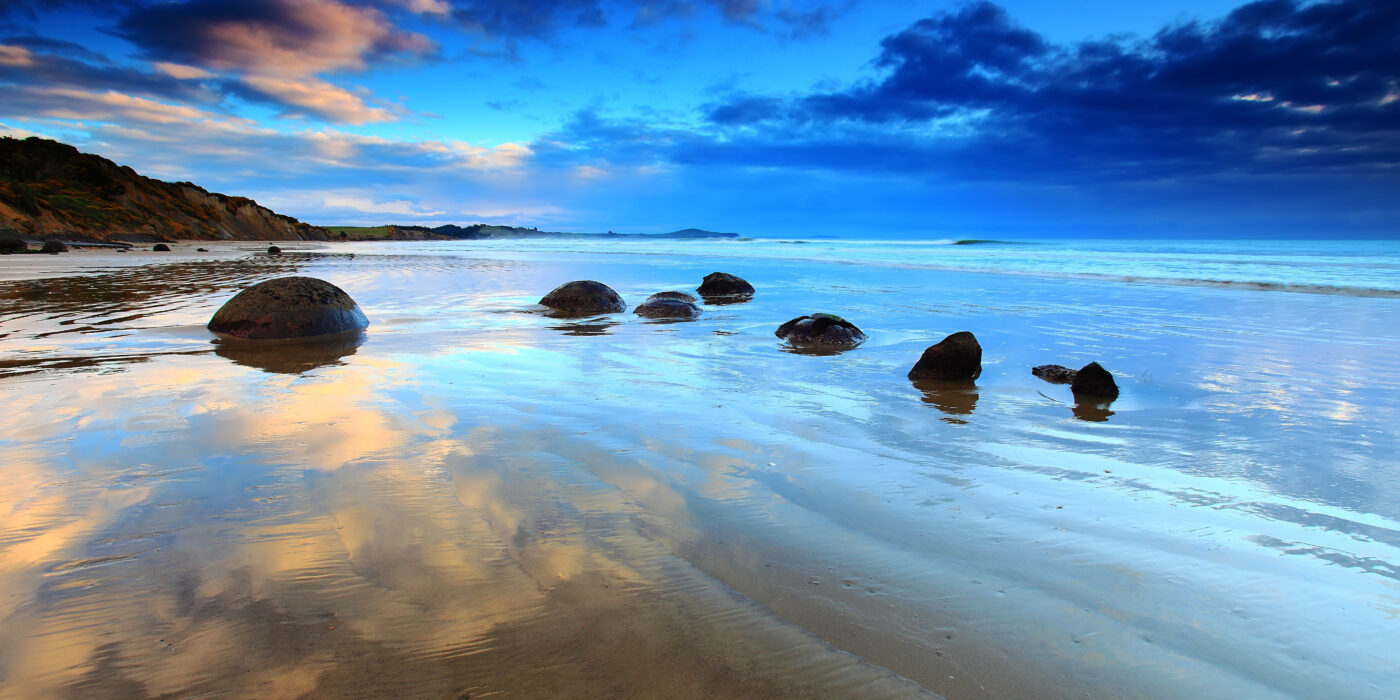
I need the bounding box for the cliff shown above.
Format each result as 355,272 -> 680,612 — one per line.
0,136 -> 328,242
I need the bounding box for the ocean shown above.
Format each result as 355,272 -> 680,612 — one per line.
0,237 -> 1397,698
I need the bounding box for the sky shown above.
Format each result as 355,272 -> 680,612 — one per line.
1,0 -> 1396,238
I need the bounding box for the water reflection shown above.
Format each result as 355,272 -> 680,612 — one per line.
1072,398 -> 1115,422
214,330 -> 365,374
911,378 -> 979,423
699,293 -> 752,306
546,319 -> 620,336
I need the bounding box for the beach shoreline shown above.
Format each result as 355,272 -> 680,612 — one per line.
1,239 -> 1397,698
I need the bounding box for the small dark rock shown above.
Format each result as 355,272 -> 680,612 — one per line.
697,272 -> 754,300
208,276 -> 369,340
153,243 -> 171,251
776,313 -> 866,346
539,280 -> 626,314
635,297 -> 701,320
1070,362 -> 1120,399
267,245 -> 282,255
647,291 -> 698,303
196,248 -> 209,252
908,331 -> 982,381
40,240 -> 68,254
1032,364 -> 1077,384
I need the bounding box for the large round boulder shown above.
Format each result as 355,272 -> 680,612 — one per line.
0,238 -> 28,254
776,313 -> 866,346
267,245 -> 282,255
907,331 -> 982,381
539,280 -> 626,314
697,272 -> 754,300
208,276 -> 369,340
153,243 -> 171,251
40,240 -> 68,254
1070,362 -> 1120,399
635,297 -> 701,320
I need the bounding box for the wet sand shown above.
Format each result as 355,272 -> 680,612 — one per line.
1,241 -> 1398,698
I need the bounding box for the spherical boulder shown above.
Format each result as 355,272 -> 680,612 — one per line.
1032,364 -> 1077,384
267,245 -> 282,255
153,243 -> 171,251
0,238 -> 27,254
647,291 -> 698,303
907,331 -> 982,381
776,313 -> 866,346
208,276 -> 369,340
539,280 -> 625,314
697,272 -> 754,300
40,240 -> 68,254
635,297 -> 701,320
1070,362 -> 1119,399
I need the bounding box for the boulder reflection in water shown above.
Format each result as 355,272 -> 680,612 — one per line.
214,330 -> 365,374
911,378 -> 979,423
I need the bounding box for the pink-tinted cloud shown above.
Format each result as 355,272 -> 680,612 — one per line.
236,75 -> 395,124
116,0 -> 436,77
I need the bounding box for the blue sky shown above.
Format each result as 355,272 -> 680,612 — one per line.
1,0 -> 1396,238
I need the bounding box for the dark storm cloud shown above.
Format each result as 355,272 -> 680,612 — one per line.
704,0 -> 1400,181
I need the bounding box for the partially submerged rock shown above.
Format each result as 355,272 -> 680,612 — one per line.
539,280 -> 626,314
635,297 -> 701,320
1032,364 -> 1077,384
647,291 -> 698,303
40,240 -> 67,254
267,245 -> 282,255
208,276 -> 369,340
153,243 -> 171,251
697,272 -> 754,301
775,313 -> 866,346
1071,362 -> 1120,399
907,331 -> 982,381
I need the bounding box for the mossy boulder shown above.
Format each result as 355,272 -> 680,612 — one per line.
539,280 -> 626,314
208,276 -> 369,340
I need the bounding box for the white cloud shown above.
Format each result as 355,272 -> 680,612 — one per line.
321,194 -> 446,217
241,75 -> 395,125
0,45 -> 34,67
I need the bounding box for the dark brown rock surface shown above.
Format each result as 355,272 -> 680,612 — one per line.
208,276 -> 369,340
40,240 -> 67,254
1032,364 -> 1077,384
775,313 -> 866,346
1070,362 -> 1120,399
907,331 -> 982,381
697,272 -> 754,300
647,291 -> 698,303
539,280 -> 626,314
635,298 -> 701,319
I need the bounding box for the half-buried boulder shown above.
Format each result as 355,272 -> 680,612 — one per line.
208,276 -> 369,340
697,272 -> 754,302
1032,364 -> 1077,384
153,243 -> 171,251
776,313 -> 866,347
908,331 -> 982,381
539,280 -> 626,315
647,291 -> 699,303
1070,362 -> 1120,400
267,245 -> 282,255
40,240 -> 67,254
635,297 -> 701,320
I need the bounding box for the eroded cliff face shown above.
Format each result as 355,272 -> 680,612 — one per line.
0,136 -> 329,242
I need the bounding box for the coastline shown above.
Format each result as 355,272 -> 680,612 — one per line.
1,239 -> 1398,698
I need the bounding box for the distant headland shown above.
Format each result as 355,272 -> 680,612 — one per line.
0,136 -> 737,247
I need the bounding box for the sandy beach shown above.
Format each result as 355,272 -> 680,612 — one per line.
1,239 -> 1398,699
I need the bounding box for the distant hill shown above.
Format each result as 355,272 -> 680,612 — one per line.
324,223 -> 740,241
0,136 -> 328,243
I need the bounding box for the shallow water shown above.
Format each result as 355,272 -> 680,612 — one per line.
1,240 -> 1398,698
